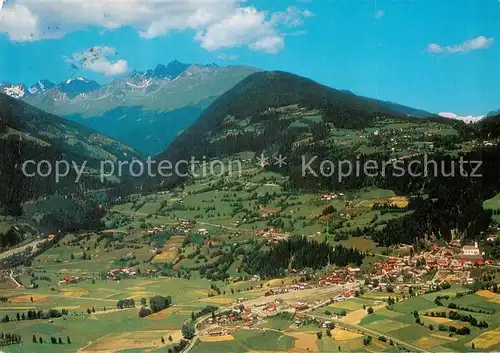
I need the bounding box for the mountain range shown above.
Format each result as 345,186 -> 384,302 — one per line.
0,61 -> 258,156
3,61 -> 497,157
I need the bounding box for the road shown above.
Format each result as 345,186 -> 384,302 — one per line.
0,238 -> 48,260
9,270 -> 21,288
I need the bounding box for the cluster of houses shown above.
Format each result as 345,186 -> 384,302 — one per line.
106,267 -> 137,280
367,241 -> 495,285
321,193 -> 345,201
318,267 -> 361,286
264,282 -> 310,296
57,276 -> 81,285
143,225 -> 166,235
201,306 -> 260,334
372,256 -> 427,280
174,220 -> 196,234
424,241 -> 491,269
255,228 -> 285,243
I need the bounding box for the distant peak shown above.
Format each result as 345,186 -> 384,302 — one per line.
65,77 -> 90,84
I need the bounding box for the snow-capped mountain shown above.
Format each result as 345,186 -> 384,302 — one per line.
57,77 -> 101,98
13,61 -> 258,155
1,77 -> 100,99
439,112 -> 486,123
29,79 -> 56,94
0,83 -> 28,99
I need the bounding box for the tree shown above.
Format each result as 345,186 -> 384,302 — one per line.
316,331 -> 323,339
326,329 -> 331,337
363,336 -> 372,346
87,308 -> 92,315
429,324 -> 434,331
58,337 -> 63,344
138,306 -> 152,318
182,323 -> 195,339
161,337 -> 165,344
168,335 -> 173,342
367,307 -> 374,314
39,337 -> 43,344
150,295 -> 172,313
33,334 -> 37,343
67,336 -> 71,344
141,298 -> 147,306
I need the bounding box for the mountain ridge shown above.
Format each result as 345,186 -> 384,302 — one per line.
18,62 -> 260,155
155,70 -> 449,169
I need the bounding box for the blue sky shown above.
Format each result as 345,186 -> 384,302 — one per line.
0,0 -> 499,116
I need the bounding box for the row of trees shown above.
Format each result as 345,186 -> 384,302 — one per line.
5,309 -> 69,323
116,298 -> 136,309
191,306 -> 218,321
32,335 -> 71,344
447,302 -> 494,315
437,324 -> 471,336
0,332 -> 21,346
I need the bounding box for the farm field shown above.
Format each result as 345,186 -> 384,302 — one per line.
191,327 -> 392,353
0,269 -> 265,353
353,288 -> 500,352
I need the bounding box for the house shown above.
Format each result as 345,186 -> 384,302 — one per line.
475,259 -> 485,266
294,301 -> 309,310
208,329 -> 228,336
462,242 -> 480,256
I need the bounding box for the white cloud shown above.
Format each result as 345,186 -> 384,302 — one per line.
0,3 -> 38,41
0,1 -> 312,55
195,6 -> 311,54
217,53 -> 239,60
375,10 -> 385,19
68,46 -> 129,76
426,36 -> 495,54
271,6 -> 314,28
249,36 -> 284,54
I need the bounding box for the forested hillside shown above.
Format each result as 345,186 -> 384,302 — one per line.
0,93 -> 139,216
150,71 -> 500,247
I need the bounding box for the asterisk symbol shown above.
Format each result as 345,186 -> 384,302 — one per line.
274,154 -> 287,168
256,153 -> 269,168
